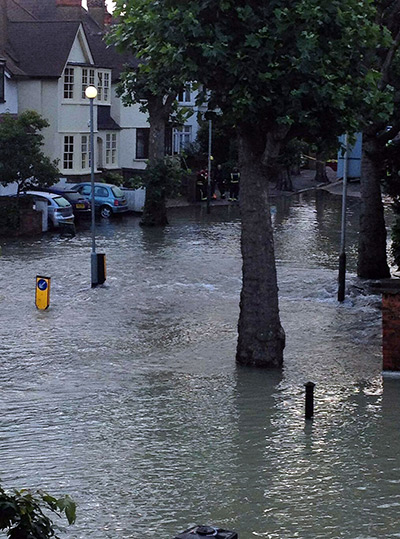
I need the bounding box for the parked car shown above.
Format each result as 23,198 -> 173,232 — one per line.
71,182 -> 129,218
47,188 -> 91,217
26,191 -> 74,229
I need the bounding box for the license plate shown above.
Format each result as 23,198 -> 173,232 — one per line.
76,203 -> 85,209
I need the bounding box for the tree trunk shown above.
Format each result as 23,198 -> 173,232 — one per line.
236,131 -> 285,368
314,154 -> 329,183
357,133 -> 390,279
140,97 -> 170,227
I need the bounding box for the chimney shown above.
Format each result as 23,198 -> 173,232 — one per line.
87,0 -> 109,29
56,0 -> 82,21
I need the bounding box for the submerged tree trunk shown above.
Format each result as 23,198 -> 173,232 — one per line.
140,95 -> 173,227
314,154 -> 329,183
357,133 -> 390,279
236,130 -> 285,368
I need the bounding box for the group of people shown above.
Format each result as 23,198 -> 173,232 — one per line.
196,164 -> 240,202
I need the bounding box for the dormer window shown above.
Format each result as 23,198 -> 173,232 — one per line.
82,68 -> 95,99
97,70 -> 110,103
0,61 -> 5,103
64,67 -> 74,99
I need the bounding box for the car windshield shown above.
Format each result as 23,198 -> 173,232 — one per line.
112,186 -> 124,198
54,196 -> 71,208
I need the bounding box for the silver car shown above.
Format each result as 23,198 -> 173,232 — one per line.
27,191 -> 75,228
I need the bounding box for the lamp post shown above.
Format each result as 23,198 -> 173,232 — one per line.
85,85 -> 99,287
338,133 -> 349,302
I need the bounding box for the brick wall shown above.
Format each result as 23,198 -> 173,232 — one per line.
382,293 -> 400,371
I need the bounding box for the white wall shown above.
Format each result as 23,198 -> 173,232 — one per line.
0,71 -> 18,114
0,183 -> 18,196
112,86 -> 149,171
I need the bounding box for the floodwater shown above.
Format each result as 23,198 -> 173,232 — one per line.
0,190 -> 397,539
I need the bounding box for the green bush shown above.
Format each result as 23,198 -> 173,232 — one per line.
0,483 -> 76,539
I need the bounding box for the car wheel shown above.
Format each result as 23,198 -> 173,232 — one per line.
100,205 -> 112,218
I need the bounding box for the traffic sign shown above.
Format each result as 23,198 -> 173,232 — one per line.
35,275 -> 51,310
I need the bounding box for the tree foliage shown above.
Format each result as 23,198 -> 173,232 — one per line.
0,111 -> 59,195
0,483 -> 76,539
110,0 -> 195,225
111,0 -> 389,365
352,1 -> 400,278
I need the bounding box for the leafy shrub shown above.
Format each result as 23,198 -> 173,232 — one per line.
0,483 -> 76,539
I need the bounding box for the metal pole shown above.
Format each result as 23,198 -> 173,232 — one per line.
338,134 -> 349,302
206,119 -> 212,214
89,96 -> 98,287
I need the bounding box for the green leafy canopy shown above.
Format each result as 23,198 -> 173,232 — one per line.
0,111 -> 59,194
0,483 -> 76,539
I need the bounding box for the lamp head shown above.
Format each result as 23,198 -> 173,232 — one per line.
85,85 -> 98,99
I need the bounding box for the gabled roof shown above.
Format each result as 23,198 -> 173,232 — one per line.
8,20 -> 81,77
6,0 -> 139,81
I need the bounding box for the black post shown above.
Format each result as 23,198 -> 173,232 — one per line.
338,251 -> 346,302
206,119 -> 212,214
305,382 -> 315,420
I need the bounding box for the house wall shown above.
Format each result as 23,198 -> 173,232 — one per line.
0,71 -> 18,114
17,79 -> 60,167
112,87 -> 149,171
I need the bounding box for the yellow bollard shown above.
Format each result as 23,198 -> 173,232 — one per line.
35,276 -> 51,310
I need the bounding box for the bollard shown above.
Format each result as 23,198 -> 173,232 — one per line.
35,275 -> 51,310
305,382 -> 315,420
91,253 -> 106,287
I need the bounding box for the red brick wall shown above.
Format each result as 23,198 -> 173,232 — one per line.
382,293 -> 400,371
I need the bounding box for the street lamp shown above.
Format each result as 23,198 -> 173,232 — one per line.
338,133 -> 349,302
85,85 -> 104,288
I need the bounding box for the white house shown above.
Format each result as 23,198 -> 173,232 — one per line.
1,0 -> 203,190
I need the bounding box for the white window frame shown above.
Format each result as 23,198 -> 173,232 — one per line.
63,68 -> 74,99
63,135 -> 74,170
105,133 -> 117,166
81,134 -> 90,170
82,68 -> 95,99
173,125 -> 192,153
96,70 -> 111,103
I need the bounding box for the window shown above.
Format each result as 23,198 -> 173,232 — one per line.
81,135 -> 90,169
54,196 -> 71,208
97,71 -> 103,101
94,186 -> 108,197
82,68 -> 95,99
63,68 -> 74,99
173,125 -> 192,153
0,62 -> 5,102
63,136 -> 74,169
178,85 -> 191,103
104,72 -> 110,101
136,128 -> 149,159
105,133 -> 117,165
97,70 -> 110,102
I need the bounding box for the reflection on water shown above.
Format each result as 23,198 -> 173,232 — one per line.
0,190 -> 397,538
